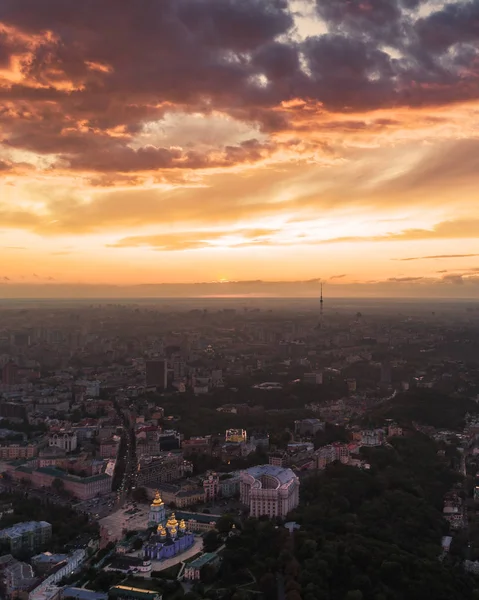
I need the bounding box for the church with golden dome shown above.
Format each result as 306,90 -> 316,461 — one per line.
148,490 -> 166,527
144,493 -> 195,561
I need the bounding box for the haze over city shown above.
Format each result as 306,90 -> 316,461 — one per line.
1,0 -> 479,296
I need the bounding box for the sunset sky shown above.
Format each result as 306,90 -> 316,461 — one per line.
1,0 -> 479,296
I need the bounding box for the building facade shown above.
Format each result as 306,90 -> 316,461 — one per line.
145,360 -> 167,389
0,521 -> 52,555
12,467 -> 113,500
183,553 -> 220,582
181,437 -> 212,456
148,491 -> 166,527
240,465 -> 299,519
137,454 -> 186,487
143,515 -> 194,561
294,419 -> 325,437
0,443 -> 37,460
202,473 -> 219,502
49,431 -> 78,453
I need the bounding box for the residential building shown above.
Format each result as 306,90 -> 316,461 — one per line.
294,419 -> 325,437
269,453 -> 286,468
28,584 -> 61,600
240,465 -> 300,518
99,440 -> 119,459
202,472 -> 219,502
30,550 -> 86,595
183,553 -> 220,582
172,357 -> 186,381
145,360 -> 167,390
218,475 -> 241,498
249,433 -> 270,450
387,423 -> 403,437
181,437 -> 212,456
303,372 -> 323,385
0,443 -> 37,460
32,553 -> 69,575
4,560 -> 38,597
0,521 -> 52,555
136,454 -> 187,487
316,443 -> 350,469
2,362 -> 18,386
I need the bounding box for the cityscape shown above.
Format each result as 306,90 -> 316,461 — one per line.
2,0 -> 479,599
0,298 -> 475,599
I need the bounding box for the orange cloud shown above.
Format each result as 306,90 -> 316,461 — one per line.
1,1 -> 479,290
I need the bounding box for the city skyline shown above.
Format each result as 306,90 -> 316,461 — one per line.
1,1 -> 479,295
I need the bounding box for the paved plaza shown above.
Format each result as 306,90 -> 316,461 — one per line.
100,504 -> 149,541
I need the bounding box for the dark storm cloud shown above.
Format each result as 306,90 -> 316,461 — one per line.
66,138 -> 272,172
302,34 -> 395,110
1,0 -> 479,169
315,0 -> 405,44
415,0 -> 479,53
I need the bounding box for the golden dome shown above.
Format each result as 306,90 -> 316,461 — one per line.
167,513 -> 178,527
179,519 -> 186,530
170,527 -> 177,535
151,490 -> 164,506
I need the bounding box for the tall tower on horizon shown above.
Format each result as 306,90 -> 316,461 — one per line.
315,283 -> 324,330
320,283 -> 323,319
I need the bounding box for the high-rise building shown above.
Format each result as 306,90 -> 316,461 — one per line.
380,361 -> 392,384
145,360 -> 167,389
172,356 -> 186,381
2,361 -> 18,386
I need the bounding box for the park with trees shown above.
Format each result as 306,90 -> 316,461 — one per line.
207,433 -> 479,600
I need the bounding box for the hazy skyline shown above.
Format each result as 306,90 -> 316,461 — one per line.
1,0 -> 479,295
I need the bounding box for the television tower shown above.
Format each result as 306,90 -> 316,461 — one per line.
315,283 -> 324,330
320,283 -> 323,319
